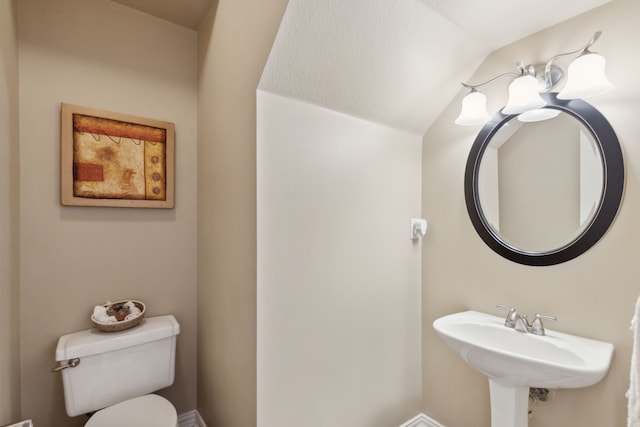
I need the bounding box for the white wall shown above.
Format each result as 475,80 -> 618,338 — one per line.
0,0 -> 20,424
422,0 -> 640,425
19,0 -> 198,425
257,91 -> 422,427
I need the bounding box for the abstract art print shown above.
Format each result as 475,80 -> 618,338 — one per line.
60,103 -> 175,208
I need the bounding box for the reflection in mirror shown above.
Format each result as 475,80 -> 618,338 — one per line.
477,112 -> 603,252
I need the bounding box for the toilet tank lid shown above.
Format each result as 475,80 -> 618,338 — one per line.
55,315 -> 180,361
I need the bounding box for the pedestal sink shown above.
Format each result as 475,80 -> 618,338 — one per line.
433,310 -> 614,427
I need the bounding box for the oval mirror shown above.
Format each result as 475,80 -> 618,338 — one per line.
464,93 -> 624,266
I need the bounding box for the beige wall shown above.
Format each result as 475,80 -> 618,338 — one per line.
422,0 -> 640,425
196,1 -> 288,426
256,91 -> 422,427
0,0 -> 20,424
18,0 -> 198,425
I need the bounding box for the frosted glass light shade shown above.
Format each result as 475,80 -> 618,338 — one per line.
455,91 -> 490,126
501,75 -> 546,115
557,52 -> 614,100
518,108 -> 561,123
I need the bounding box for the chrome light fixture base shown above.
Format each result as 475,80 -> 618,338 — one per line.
533,63 -> 563,92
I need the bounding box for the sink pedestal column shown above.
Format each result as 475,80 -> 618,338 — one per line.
488,379 -> 529,427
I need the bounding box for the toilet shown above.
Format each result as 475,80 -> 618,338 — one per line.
54,315 -> 180,427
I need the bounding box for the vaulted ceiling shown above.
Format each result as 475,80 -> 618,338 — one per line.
111,0 -> 611,134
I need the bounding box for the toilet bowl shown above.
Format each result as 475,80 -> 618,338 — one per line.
84,394 -> 177,427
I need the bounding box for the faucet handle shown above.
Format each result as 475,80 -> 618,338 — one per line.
530,314 -> 557,336
496,304 -> 518,328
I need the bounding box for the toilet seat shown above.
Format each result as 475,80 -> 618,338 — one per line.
84,394 -> 178,427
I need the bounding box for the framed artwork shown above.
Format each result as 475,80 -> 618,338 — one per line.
60,103 -> 175,208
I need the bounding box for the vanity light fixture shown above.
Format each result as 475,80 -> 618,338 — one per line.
455,31 -> 614,126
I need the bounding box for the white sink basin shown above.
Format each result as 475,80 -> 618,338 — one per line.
433,310 -> 614,427
433,310 -> 614,388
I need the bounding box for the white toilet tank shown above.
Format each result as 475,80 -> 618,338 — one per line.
55,315 -> 180,417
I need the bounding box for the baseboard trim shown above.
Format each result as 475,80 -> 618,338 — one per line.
176,410 -> 440,427
400,413 -> 445,427
178,410 -> 207,427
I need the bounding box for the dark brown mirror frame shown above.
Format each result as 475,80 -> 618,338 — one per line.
464,93 -> 625,266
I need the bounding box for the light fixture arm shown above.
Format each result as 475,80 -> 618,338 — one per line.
461,71 -> 519,90
544,31 -> 602,87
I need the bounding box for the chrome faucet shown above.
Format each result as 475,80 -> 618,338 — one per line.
496,304 -> 519,328
529,313 -> 557,335
513,313 -> 531,333
496,305 -> 556,336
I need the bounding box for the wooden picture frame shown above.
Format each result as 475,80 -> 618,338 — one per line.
60,103 -> 175,208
